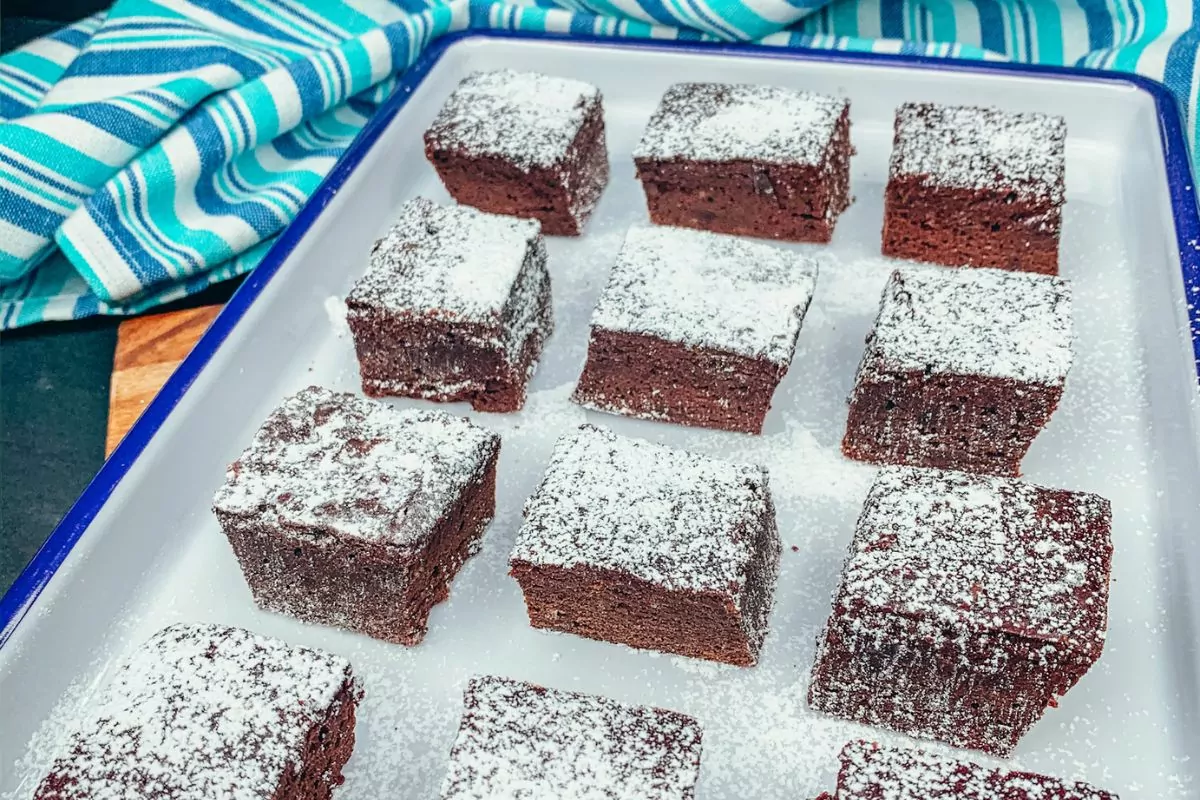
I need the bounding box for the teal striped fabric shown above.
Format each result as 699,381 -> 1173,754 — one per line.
0,0 -> 1194,327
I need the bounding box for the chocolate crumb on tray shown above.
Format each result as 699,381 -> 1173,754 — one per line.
843,264 -> 1072,476
424,69 -> 610,235
882,102 -> 1066,274
572,224 -> 819,434
346,197 -> 553,413
634,82 -> 851,243
808,466 -> 1113,756
213,386 -> 500,646
819,740 -> 1119,799
440,676 -> 702,800
34,623 -> 361,800
510,424 -> 781,667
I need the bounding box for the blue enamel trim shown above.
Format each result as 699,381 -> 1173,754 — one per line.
3,31 -> 1198,645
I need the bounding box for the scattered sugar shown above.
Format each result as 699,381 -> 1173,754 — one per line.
440,676 -> 701,799
212,386 -> 498,546
591,225 -> 819,364
27,624 -> 355,800
865,264 -> 1074,385
511,424 -> 773,598
425,69 -> 600,170
890,102 -> 1066,201
634,83 -> 846,165
703,419 -> 877,511
5,675 -> 92,798
324,295 -> 350,339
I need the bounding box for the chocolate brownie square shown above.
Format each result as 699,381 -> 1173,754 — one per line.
424,69 -> 609,235
633,83 -> 851,243
807,467 -> 1113,756
213,386 -> 500,646
440,676 -> 702,799
572,225 -> 819,434
842,264 -> 1072,476
820,741 -> 1118,799
510,424 -> 781,666
35,623 -> 360,800
882,102 -> 1066,274
346,197 -> 552,412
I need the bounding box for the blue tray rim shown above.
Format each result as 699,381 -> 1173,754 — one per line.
3,30 -> 1198,646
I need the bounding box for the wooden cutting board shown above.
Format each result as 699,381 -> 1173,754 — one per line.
105,305 -> 222,456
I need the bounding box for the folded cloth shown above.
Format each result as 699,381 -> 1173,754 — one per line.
0,0 -> 1193,328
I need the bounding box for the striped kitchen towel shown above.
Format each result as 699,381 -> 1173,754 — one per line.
0,0 -> 1193,328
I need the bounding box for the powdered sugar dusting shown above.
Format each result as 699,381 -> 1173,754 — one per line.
440,676 -> 701,799
890,102 -> 1066,201
346,197 -> 541,328
33,624 -> 354,800
425,69 -> 600,170
842,467 -> 1112,647
832,741 -> 1117,799
511,425 -> 772,597
591,225 -> 819,364
212,386 -> 498,547
866,264 -> 1073,385
324,295 -> 350,339
634,83 -> 846,165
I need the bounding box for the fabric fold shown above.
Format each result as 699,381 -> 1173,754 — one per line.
0,0 -> 1196,328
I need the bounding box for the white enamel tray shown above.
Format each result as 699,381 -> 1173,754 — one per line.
3,32 -> 1200,799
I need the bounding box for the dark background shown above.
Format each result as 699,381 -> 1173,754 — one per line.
0,3 -> 244,591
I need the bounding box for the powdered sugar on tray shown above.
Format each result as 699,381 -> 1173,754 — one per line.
213,386 -> 498,547
440,676 -> 702,799
633,82 -> 845,165
30,623 -> 355,800
425,69 -> 599,170
511,424 -> 772,596
890,102 -> 1066,200
865,264 -> 1074,385
346,197 -> 541,325
323,295 -> 350,339
591,225 -> 819,364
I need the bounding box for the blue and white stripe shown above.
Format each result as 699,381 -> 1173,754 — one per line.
1,0 -> 1199,327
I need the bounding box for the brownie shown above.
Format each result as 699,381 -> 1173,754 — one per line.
212,386 -> 500,646
633,83 -> 851,243
345,197 -> 553,412
440,676 -> 702,799
35,623 -> 360,800
807,467 -> 1113,756
842,264 -> 1072,476
424,69 -> 609,235
572,225 -> 819,434
820,741 -> 1119,799
882,102 -> 1066,274
510,424 -> 781,666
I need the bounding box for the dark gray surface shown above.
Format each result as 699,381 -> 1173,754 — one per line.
1,320 -> 116,587
0,9 -> 245,593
